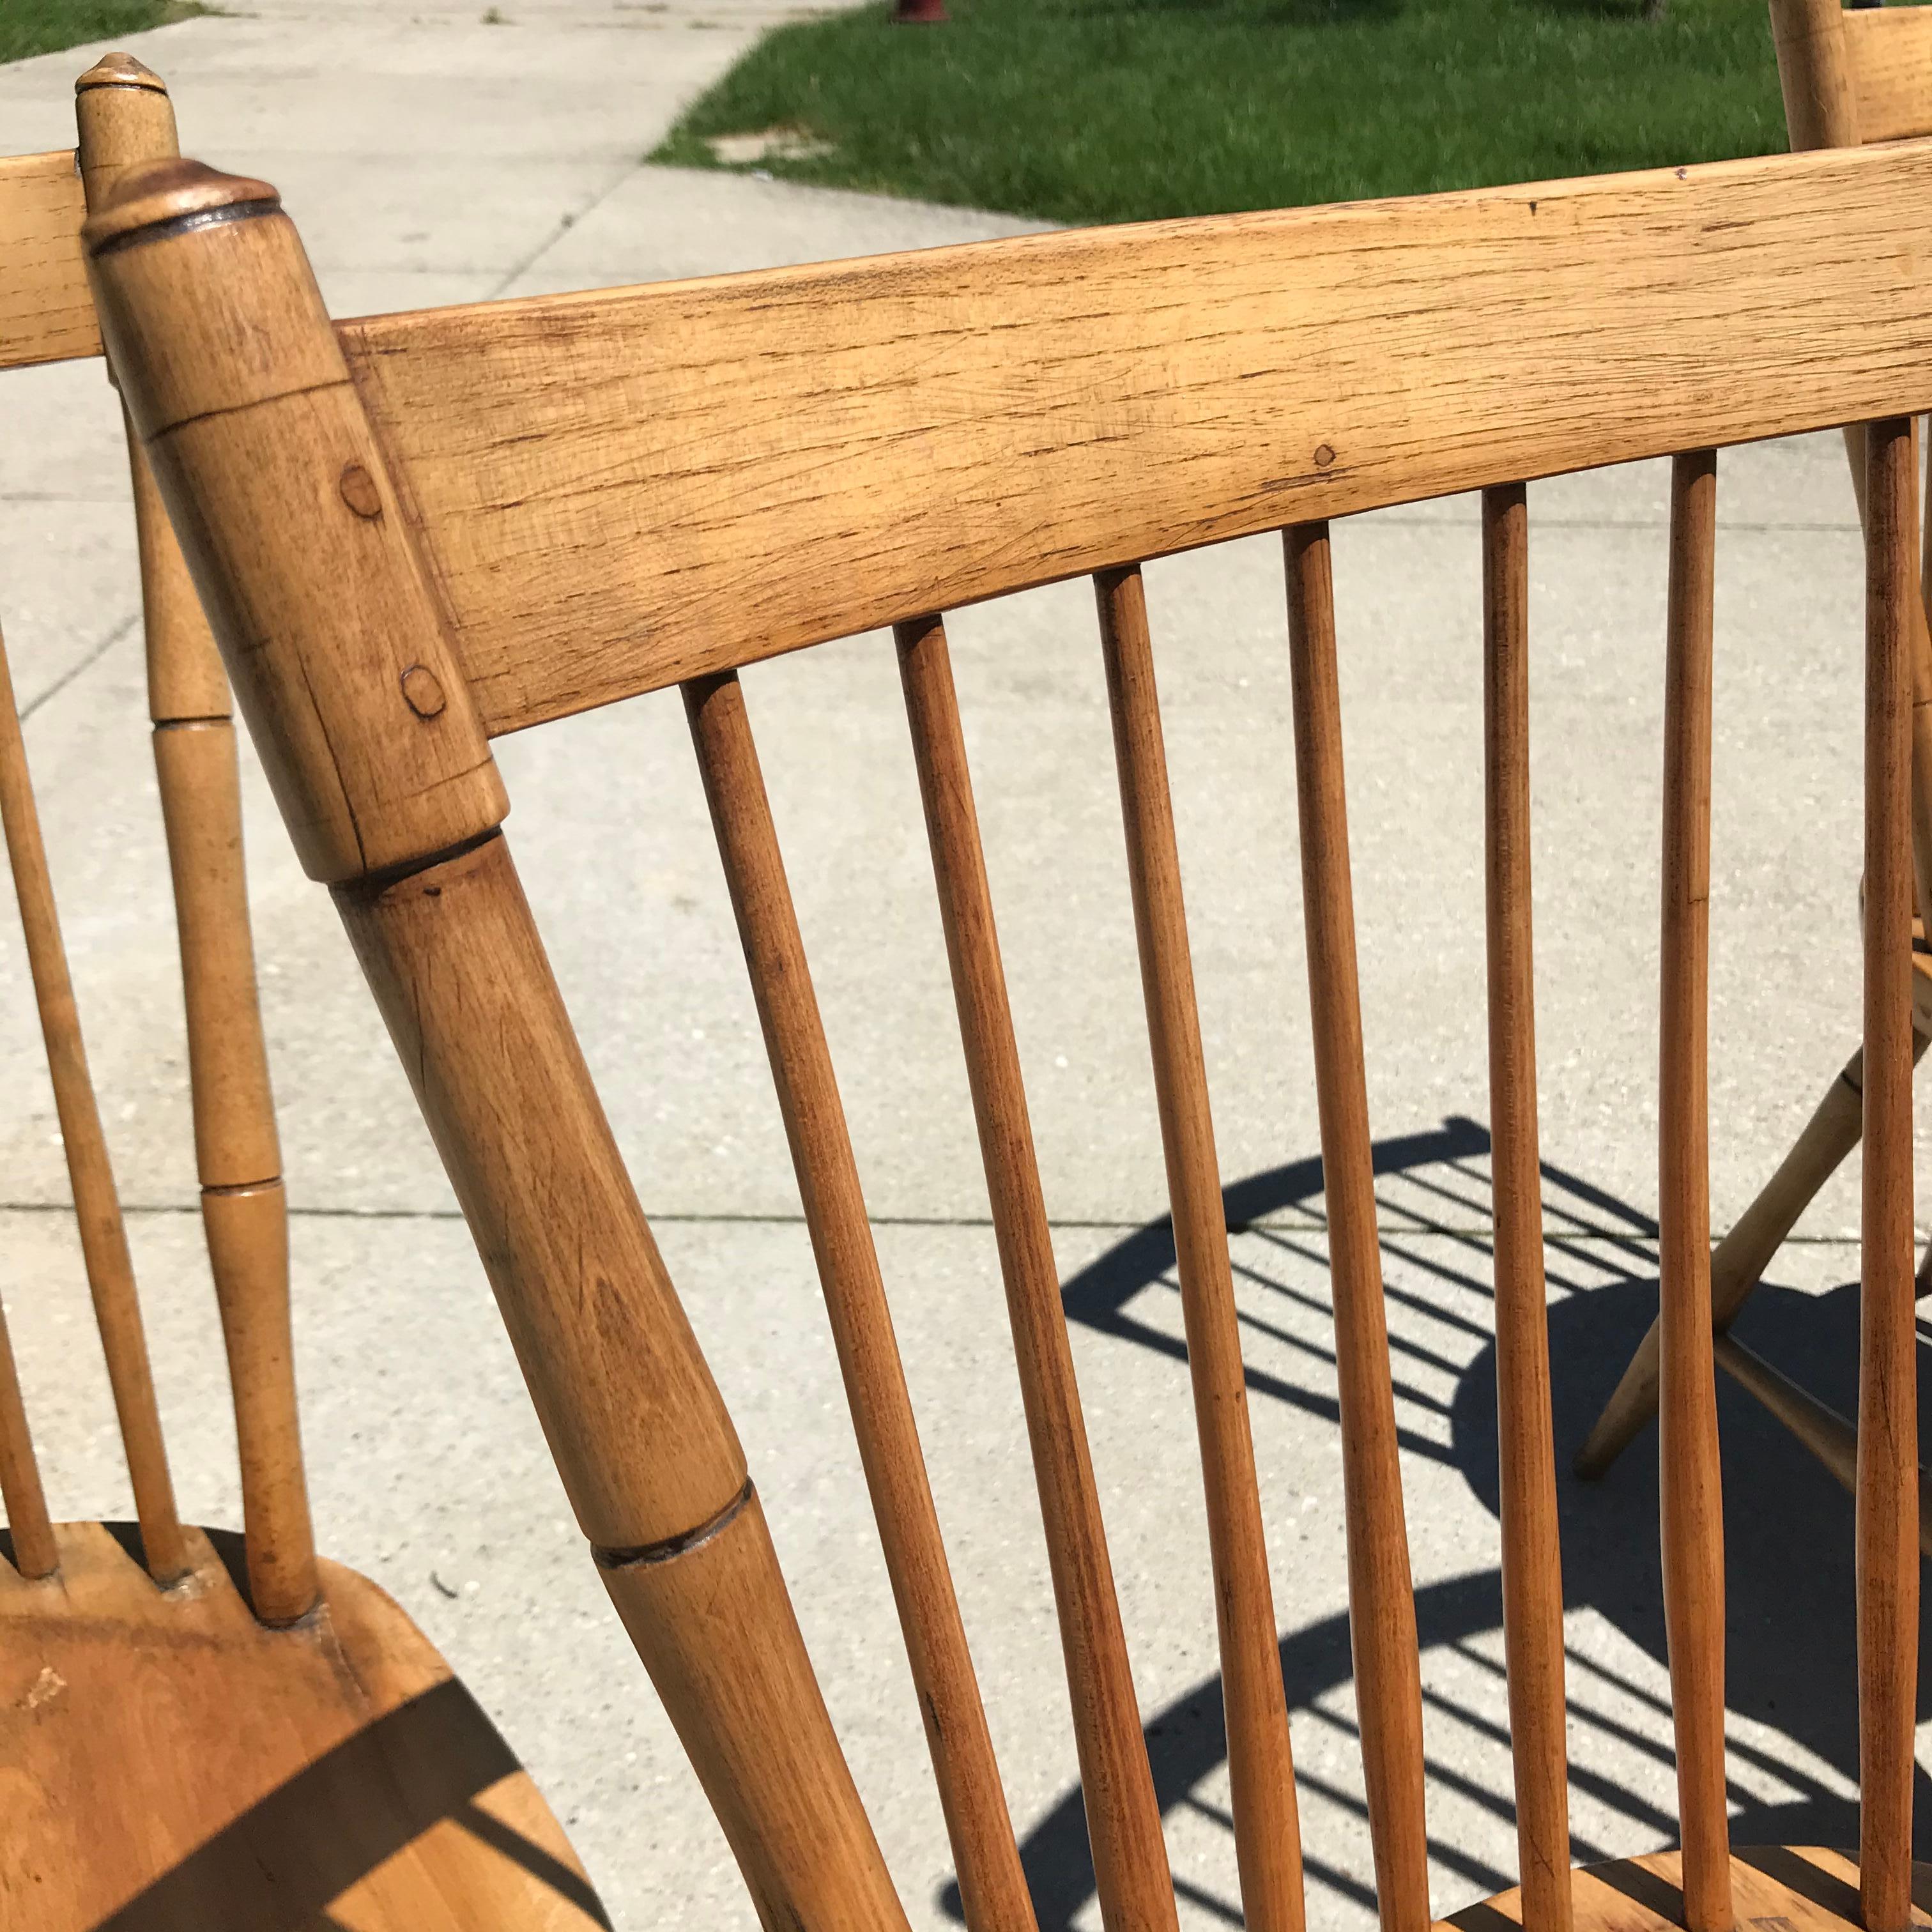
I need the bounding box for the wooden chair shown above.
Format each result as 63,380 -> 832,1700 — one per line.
0,57 -> 604,1931
79,132 -> 1932,1932
1572,0 -> 1932,1514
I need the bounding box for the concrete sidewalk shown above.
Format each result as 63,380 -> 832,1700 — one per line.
0,6 -> 1914,1929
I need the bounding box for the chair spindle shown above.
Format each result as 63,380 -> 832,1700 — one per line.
894,611 -> 1178,1932
1657,448 -> 1730,1932
1478,484 -> 1572,1932
681,668 -> 1036,1932
1094,564 -> 1306,1932
1858,415 -> 1919,1932
0,626 -> 185,1584
1280,525 -> 1431,1932
77,54 -> 318,1625
138,445 -> 317,1625
0,1286 -> 55,1577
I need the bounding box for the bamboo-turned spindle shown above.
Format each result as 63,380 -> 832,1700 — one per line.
1657,449 -> 1729,1932
896,611 -> 1179,1932
1479,484 -> 1571,1932
76,50 -> 318,1627
1859,417 -> 1919,1932
88,159 -> 911,1932
1094,564 -> 1305,1932
0,1284 -> 55,1578
682,669 -> 1034,1932
1281,525 -> 1430,1932
0,625 -> 185,1584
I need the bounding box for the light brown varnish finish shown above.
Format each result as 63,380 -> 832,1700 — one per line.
0,1289 -> 55,1579
1094,564 -> 1305,1932
1770,0 -> 1932,149
1284,526 -> 1430,1932
86,162 -> 505,885
1858,417 -> 1919,1932
601,1489 -> 909,1932
0,626 -> 185,1584
0,1521 -> 602,1931
329,769 -> 900,1924
0,150 -> 97,371
336,834 -> 746,1546
1655,450 -> 1729,1932
681,668 -> 1033,1932
324,138 -> 1932,733
1478,484 -> 1571,1932
895,610 -> 1177,1932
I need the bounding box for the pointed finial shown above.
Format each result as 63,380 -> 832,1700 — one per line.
76,52 -> 168,94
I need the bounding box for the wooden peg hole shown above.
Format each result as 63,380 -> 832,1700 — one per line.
337,461 -> 383,519
400,664 -> 447,719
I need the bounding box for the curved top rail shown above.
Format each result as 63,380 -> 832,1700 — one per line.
334,137 -> 1932,738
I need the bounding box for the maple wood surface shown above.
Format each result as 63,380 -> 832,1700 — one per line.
326,139 -> 1932,736
0,1521 -> 604,1931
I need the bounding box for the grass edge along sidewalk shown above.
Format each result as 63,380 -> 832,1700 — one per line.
1,1 -> 206,68
654,0 -> 1793,228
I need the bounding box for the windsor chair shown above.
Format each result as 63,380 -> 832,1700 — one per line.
0,57 -> 602,1931
1573,0 -> 1932,1516
82,135 -> 1932,1932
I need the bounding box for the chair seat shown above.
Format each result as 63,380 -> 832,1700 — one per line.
0,1521 -> 606,1931
1441,1846 -> 1931,1932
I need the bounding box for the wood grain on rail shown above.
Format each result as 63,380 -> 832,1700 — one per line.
333,139 -> 1932,733
0,151 -> 95,371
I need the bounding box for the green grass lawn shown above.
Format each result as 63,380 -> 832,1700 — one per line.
0,0 -> 203,67
654,0 -> 1799,226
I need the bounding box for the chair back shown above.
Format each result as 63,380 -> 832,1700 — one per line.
82,140 -> 1931,1931
1770,0 -> 1932,148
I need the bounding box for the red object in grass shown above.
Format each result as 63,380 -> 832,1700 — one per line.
893,0 -> 949,20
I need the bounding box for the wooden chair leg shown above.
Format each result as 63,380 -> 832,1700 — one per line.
1575,1031 -> 1931,1478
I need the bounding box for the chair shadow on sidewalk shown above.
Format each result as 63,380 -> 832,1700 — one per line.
941,1115 -> 1932,1929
